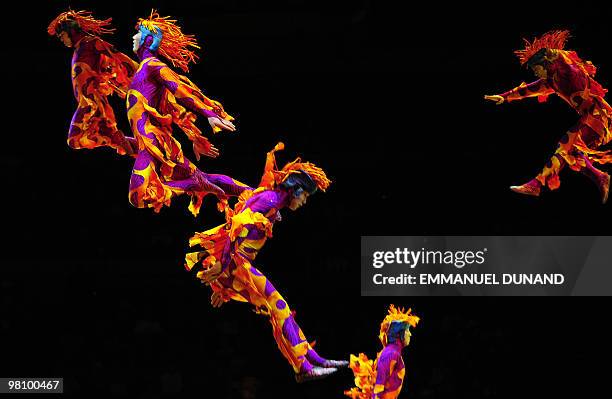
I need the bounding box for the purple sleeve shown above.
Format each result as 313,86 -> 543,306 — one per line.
154,65 -> 218,118
244,191 -> 281,214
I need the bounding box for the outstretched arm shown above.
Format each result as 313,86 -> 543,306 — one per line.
155,64 -> 236,131
485,79 -> 554,104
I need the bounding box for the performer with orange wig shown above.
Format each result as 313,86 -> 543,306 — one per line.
185,143 -> 348,382
48,10 -> 138,155
127,10 -> 250,215
345,305 -> 420,399
485,30 -> 611,203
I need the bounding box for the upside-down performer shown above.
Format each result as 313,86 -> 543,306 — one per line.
48,10 -> 138,156
485,30 -> 611,203
185,143 -> 348,382
344,305 -> 420,399
128,10 -> 250,215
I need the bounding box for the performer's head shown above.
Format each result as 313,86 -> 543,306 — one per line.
48,10 -> 114,48
280,171 -> 319,210
259,142 -> 331,210
379,305 -> 420,348
525,48 -> 558,79
514,30 -> 570,79
133,10 -> 200,72
387,320 -> 413,346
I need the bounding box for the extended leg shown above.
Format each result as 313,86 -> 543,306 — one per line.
128,147 -> 171,210
205,174 -> 253,197
165,167 -> 227,199
219,264 -> 340,381
511,124 -> 579,196
578,154 -> 610,204
68,98 -> 136,156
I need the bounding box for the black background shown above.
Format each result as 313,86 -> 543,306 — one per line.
2,0 -> 610,398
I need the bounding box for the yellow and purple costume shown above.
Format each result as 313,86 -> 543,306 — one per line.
345,306 -> 420,399
185,143 -> 337,375
127,11 -> 250,215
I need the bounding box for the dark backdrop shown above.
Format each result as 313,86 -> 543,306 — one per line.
2,1 -> 610,398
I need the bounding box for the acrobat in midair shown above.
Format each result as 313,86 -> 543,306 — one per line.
48,10 -> 138,156
485,30 -> 611,203
185,143 -> 348,382
127,11 -> 251,215
345,305 -> 420,399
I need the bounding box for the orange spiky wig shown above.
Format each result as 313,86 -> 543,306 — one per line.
259,142 -> 332,192
379,305 -> 420,346
136,10 -> 200,73
514,30 -> 570,65
48,9 -> 114,36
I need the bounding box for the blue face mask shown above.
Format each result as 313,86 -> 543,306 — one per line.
139,25 -> 163,51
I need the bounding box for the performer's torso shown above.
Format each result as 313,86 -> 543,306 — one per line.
231,190 -> 285,263
375,345 -> 405,399
548,59 -> 604,114
71,37 -> 103,98
128,57 -> 165,108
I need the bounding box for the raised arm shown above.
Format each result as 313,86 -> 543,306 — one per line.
485,79 -> 554,104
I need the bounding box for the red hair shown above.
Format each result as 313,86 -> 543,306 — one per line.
48,9 -> 114,36
514,30 -> 570,65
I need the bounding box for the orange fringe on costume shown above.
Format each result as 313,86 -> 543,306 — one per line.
48,9 -> 114,36
224,142 -> 332,221
258,142 -> 332,191
344,353 -> 376,399
136,10 -> 200,72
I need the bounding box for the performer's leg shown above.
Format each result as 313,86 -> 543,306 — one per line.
240,265 -> 341,379
511,124 -> 579,196
68,100 -> 136,156
578,154 -> 610,203
99,122 -> 137,156
67,106 -> 89,149
205,174 -> 253,197
128,147 -> 171,210
537,124 -> 588,189
575,126 -> 610,203
166,163 -> 227,199
245,266 -> 313,374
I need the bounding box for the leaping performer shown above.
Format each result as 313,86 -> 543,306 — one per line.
344,305 -> 420,399
48,9 -> 139,156
185,143 -> 348,382
127,10 -> 251,216
485,30 -> 611,203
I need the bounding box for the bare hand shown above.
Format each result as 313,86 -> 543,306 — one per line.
211,291 -> 225,308
208,117 -> 236,132
200,261 -> 223,284
484,94 -> 504,105
192,136 -> 219,161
